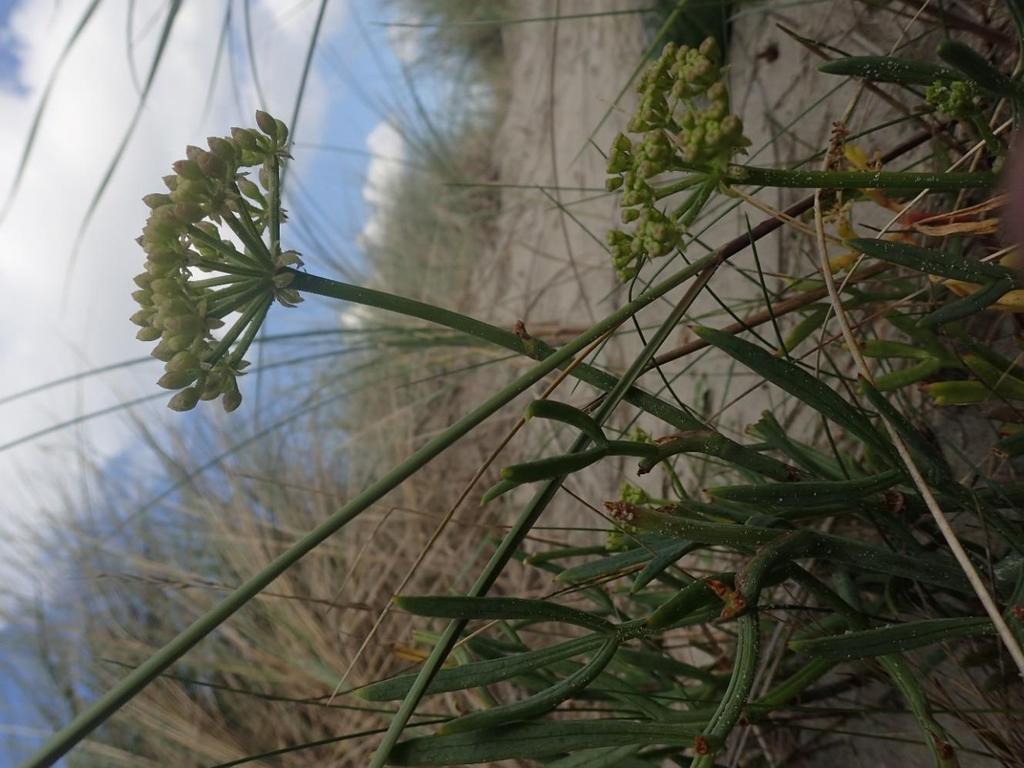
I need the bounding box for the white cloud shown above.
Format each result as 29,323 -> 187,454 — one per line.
0,0 -> 349,569
358,118 -> 405,246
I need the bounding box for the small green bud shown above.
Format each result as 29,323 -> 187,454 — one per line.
173,159 -> 204,181
237,177 -> 264,202
143,193 -> 172,209
131,289 -> 152,306
200,372 -> 227,400
129,309 -> 152,326
167,350 -> 199,373
173,202 -> 204,223
164,315 -> 201,335
133,273 -> 153,288
157,370 -> 198,390
168,387 -> 200,412
151,339 -> 175,361
231,126 -> 259,150
605,175 -> 624,192
207,136 -> 237,163
135,326 -> 162,342
274,118 -> 289,144
196,150 -> 227,179
222,382 -> 242,412
166,334 -> 194,353
255,110 -> 279,140
698,36 -> 719,62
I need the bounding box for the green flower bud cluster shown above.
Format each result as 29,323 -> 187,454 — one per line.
925,79 -> 979,119
606,207 -> 680,280
605,38 -> 749,280
132,111 -> 302,413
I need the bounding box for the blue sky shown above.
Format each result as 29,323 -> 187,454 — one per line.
0,1 -> 422,761
0,0 -> 414,519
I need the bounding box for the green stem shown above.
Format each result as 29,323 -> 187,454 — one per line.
22,258 -> 708,768
722,163 -> 994,191
287,269 -> 705,433
206,295 -> 269,365
227,296 -> 273,365
268,156 -> 281,257
194,257 -> 267,279
220,205 -> 273,266
653,173 -> 706,201
186,224 -> 263,271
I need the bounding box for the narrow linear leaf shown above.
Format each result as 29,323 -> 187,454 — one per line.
388,720 -> 703,765
526,400 -> 607,445
706,470 -> 902,509
438,637 -> 620,734
632,541 -> 696,592
357,634 -> 605,702
790,617 -> 994,660
557,535 -> 681,584
394,596 -> 615,634
919,277 -> 1015,328
0,0 -> 103,224
848,238 -> 1013,284
501,448 -> 608,485
818,55 -> 959,85
693,326 -> 893,459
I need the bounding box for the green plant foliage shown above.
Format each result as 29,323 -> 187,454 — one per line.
14,5 -> 1024,768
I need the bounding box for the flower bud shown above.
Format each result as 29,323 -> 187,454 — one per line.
237,177 -> 264,202
168,387 -> 200,412
157,370 -> 198,390
167,350 -> 199,372
222,383 -> 242,413
255,110 -> 279,140
164,315 -> 201,335
196,150 -> 227,179
699,36 -> 719,62
167,334 -> 194,353
151,339 -> 175,361
143,193 -> 172,209
274,118 -> 289,144
136,326 -> 162,342
231,126 -> 259,150
129,309 -> 152,326
173,159 -> 204,181
174,202 -> 204,223
200,372 -> 227,400
207,136 -> 237,163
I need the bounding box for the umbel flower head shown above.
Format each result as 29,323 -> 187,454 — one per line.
131,111 -> 302,412
605,38 -> 750,280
